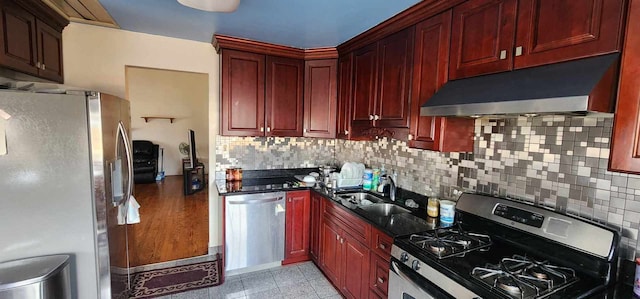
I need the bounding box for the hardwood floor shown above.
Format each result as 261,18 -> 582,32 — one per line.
130,175 -> 209,266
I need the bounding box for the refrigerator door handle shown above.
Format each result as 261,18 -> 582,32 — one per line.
117,121 -> 134,205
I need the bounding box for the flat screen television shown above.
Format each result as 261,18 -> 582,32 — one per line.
186,129 -> 197,169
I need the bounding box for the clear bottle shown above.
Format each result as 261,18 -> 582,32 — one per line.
427,197 -> 439,218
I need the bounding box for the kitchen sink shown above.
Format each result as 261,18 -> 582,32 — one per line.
336,192 -> 384,204
359,203 -> 411,216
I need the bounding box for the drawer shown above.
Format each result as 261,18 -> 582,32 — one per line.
369,252 -> 390,297
370,226 -> 393,260
323,199 -> 371,245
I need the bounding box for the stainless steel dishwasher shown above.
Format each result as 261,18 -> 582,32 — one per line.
224,192 -> 286,272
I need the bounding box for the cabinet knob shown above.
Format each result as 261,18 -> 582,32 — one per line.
374,115 -> 380,120
377,277 -> 385,284
288,198 -> 291,202
260,127 -> 264,132
499,50 -> 507,60
379,243 -> 387,250
408,134 -> 413,141
303,128 -> 307,133
369,115 -> 374,120
42,64 -> 46,70
344,130 -> 349,135
267,127 -> 271,132
515,46 -> 523,57
36,62 -> 41,68
340,238 -> 344,244
336,235 -> 340,240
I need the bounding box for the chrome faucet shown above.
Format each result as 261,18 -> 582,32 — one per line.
383,174 -> 397,202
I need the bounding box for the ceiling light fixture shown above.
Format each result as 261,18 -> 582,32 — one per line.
177,0 -> 240,12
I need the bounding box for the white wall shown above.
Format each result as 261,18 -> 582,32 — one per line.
126,67 -> 209,175
62,22 -> 222,268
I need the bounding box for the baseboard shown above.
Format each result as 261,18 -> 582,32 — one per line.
208,245 -> 222,255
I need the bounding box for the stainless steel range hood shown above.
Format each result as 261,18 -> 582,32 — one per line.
420,53 -> 619,117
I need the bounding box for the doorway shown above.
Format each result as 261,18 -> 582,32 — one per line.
125,66 -> 209,266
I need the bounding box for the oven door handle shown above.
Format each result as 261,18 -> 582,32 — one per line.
391,260 -> 431,294
391,259 -> 481,299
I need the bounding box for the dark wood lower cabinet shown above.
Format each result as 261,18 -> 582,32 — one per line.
309,193 -> 322,262
342,232 -> 370,299
369,253 -> 390,298
316,198 -> 373,299
283,190 -> 310,264
320,217 -> 342,285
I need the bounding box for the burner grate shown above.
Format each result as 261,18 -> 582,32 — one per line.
471,255 -> 579,299
408,225 -> 491,259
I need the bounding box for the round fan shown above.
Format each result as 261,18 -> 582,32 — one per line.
179,142 -> 190,156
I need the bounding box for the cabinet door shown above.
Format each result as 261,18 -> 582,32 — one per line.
375,27 -> 414,128
320,218 -> 342,286
449,0 -> 517,79
304,59 -> 337,138
309,193 -> 322,263
369,253 -> 390,297
409,11 -> 475,152
337,53 -> 353,139
514,0 -> 624,69
36,20 -> 63,82
351,43 -> 378,132
341,232 -> 370,299
0,0 -> 38,76
266,56 -> 304,137
610,0 -> 640,173
221,49 -> 265,136
284,190 -> 310,264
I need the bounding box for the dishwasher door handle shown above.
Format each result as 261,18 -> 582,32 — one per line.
227,196 -> 284,205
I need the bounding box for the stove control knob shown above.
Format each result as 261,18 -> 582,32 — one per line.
411,260 -> 420,270
400,252 -> 409,262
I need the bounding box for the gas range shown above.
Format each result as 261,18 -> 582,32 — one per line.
389,193 -> 620,299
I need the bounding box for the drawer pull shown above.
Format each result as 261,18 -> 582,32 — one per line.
377,277 -> 385,284
379,243 -> 387,250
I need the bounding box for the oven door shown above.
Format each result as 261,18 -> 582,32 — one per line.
388,257 -> 456,299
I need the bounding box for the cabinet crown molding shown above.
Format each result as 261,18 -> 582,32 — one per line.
212,34 -> 337,59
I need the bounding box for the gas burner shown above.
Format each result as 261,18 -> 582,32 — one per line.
407,226 -> 492,259
471,255 -> 579,299
428,242 -> 446,254
496,276 -> 523,296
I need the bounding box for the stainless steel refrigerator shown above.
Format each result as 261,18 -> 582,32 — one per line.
0,89 -> 134,299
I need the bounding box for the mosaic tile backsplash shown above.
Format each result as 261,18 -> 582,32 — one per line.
217,116 -> 640,261
215,136 -> 336,179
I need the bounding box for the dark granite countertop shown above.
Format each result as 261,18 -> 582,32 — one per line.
214,169 -> 436,237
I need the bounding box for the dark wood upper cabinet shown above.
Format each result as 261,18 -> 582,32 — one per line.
351,43 -> 378,131
610,0 -> 640,173
221,50 -> 304,137
0,0 -> 38,76
304,59 -> 337,138
375,27 -> 415,128
221,49 -> 266,136
0,0 -> 66,83
36,19 -> 62,82
337,53 -> 353,140
450,0 -> 517,80
450,0 -> 624,80
514,0 -> 624,69
349,27 -> 415,138
410,11 -> 475,152
265,56 -> 304,137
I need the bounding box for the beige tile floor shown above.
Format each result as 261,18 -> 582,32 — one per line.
155,261 -> 342,299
